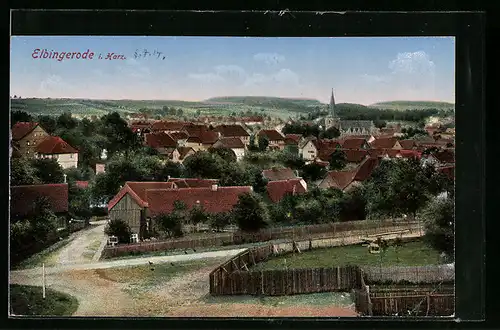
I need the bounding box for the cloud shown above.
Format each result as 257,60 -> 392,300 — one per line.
188,72 -> 225,83
388,51 -> 436,76
244,68 -> 300,87
360,74 -> 391,84
253,52 -> 286,65
38,74 -> 70,95
117,58 -> 151,78
214,65 -> 246,77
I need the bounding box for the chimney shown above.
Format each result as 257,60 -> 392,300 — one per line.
211,184 -> 218,191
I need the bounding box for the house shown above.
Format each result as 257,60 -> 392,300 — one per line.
129,121 -> 152,139
185,127 -> 220,151
11,122 -> 50,159
35,136 -> 79,169
10,183 -> 69,228
421,149 -> 455,168
266,178 -> 308,203
95,163 -> 106,174
437,165 -> 455,181
107,181 -> 250,239
340,149 -> 370,168
167,178 -> 219,188
144,132 -> 177,156
262,167 -> 298,181
340,138 -> 371,150
170,131 -> 189,147
284,134 -> 303,146
150,121 -> 189,133
393,139 -> 417,150
175,147 -> 196,163
369,136 -> 398,149
211,137 -> 246,161
425,124 -> 442,136
300,139 -> 341,162
213,124 -> 250,145
257,129 -> 286,150
318,157 -> 380,191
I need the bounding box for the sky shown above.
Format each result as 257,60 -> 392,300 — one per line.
10,36 -> 455,105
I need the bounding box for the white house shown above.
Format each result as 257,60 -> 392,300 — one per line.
35,136 -> 79,169
211,137 -> 246,161
301,139 -> 318,161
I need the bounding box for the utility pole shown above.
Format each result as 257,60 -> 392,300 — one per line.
42,263 -> 46,299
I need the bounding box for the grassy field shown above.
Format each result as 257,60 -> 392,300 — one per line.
251,240 -> 441,271
10,97 -> 321,120
203,291 -> 354,307
95,257 -> 226,287
369,100 -> 455,110
10,284 -> 79,316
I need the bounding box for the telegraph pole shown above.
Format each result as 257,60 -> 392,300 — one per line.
42,263 -> 46,299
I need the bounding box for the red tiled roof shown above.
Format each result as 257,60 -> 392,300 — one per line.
167,178 -> 219,188
176,147 -> 195,159
399,150 -> 422,159
322,171 -> 357,190
183,124 -> 209,136
258,129 -> 285,141
369,137 -> 398,149
353,157 -> 380,182
432,149 -> 455,163
212,137 -> 245,149
397,139 -> 417,149
75,181 -> 89,189
186,129 -> 220,144
35,136 -> 78,154
146,186 -> 252,216
284,134 -> 302,145
108,181 -> 178,211
262,168 -> 297,181
341,149 -> 369,163
151,121 -> 188,132
11,122 -> 40,141
170,131 -> 189,141
145,132 -> 177,148
10,184 -> 69,217
214,124 -> 250,137
266,178 -> 307,203
341,138 -> 369,149
130,121 -> 152,130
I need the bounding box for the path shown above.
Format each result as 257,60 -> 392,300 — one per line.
57,222 -> 108,265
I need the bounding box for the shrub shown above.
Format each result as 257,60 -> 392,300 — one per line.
104,219 -> 132,244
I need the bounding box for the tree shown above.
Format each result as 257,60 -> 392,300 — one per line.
100,112 -> 141,158
258,135 -> 269,151
11,111 -> 33,127
57,112 -> 78,130
338,186 -> 367,221
183,151 -> 225,179
209,147 -> 237,163
232,192 -> 270,232
248,134 -> 259,152
37,115 -> 57,134
319,126 -> 340,139
31,158 -> 65,184
422,196 -> 454,256
10,157 -> 40,186
154,213 -> 184,238
208,212 -> 232,232
301,163 -> 327,182
188,204 -> 209,227
104,219 -> 132,244
373,120 -> 387,129
329,149 -> 347,171
68,184 -> 92,220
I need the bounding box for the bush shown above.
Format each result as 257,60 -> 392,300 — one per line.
104,219 -> 132,244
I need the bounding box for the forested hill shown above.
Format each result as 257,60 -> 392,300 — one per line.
369,100 -> 455,110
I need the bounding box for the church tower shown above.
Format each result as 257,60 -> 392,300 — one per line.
325,88 -> 340,130
329,88 -> 336,117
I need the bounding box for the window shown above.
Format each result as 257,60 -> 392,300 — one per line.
70,154 -> 73,158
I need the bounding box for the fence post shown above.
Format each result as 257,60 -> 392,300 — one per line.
261,271 -> 264,295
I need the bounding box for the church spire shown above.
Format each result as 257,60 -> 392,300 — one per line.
329,88 -> 336,117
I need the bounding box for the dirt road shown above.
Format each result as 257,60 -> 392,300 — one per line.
57,223 -> 108,265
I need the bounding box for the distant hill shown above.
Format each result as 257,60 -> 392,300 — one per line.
369,100 -> 455,110
10,96 -> 322,119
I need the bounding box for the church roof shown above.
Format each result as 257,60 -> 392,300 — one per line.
339,120 -> 374,129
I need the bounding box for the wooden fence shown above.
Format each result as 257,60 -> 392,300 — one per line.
210,265 -> 362,296
362,265 -> 455,284
102,219 -> 422,258
369,293 -> 454,316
